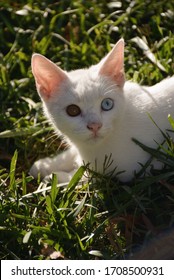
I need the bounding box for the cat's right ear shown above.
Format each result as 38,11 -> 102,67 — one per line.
31,54 -> 68,100
99,39 -> 125,87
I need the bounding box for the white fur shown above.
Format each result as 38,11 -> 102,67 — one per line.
30,39 -> 174,182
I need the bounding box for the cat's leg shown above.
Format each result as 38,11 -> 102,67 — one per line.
30,145 -> 82,182
44,170 -> 78,184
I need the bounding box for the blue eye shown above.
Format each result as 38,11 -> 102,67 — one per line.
101,98 -> 114,111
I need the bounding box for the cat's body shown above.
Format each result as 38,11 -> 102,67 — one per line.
30,39 -> 174,182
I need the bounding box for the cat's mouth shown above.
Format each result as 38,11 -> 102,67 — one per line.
87,132 -> 104,142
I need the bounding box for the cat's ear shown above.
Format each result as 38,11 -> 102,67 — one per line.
99,38 -> 125,87
31,54 -> 68,100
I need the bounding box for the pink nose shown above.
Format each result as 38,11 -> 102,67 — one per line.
87,122 -> 102,133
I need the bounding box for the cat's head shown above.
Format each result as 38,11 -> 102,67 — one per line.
31,39 -> 126,145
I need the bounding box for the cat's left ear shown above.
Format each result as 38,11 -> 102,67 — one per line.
99,38 -> 125,87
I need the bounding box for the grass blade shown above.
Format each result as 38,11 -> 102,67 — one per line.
9,150 -> 18,191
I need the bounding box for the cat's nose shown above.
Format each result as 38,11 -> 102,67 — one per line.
87,122 -> 102,133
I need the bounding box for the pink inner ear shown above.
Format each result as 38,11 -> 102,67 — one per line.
99,39 -> 125,87
31,54 -> 67,99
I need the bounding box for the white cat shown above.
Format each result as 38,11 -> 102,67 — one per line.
30,39 -> 174,182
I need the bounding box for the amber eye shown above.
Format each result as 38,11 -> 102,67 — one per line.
66,104 -> 81,117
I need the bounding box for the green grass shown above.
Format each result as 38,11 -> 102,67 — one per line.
0,0 -> 174,259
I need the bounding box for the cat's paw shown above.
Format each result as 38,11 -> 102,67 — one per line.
29,157 -> 54,179
44,170 -> 76,183
30,157 -> 78,183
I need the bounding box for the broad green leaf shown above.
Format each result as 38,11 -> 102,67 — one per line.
50,174 -> 59,204
67,166 -> 87,190
168,114 -> 174,130
46,196 -> 53,215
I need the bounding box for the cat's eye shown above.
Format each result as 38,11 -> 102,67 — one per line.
66,104 -> 81,117
101,98 -> 114,111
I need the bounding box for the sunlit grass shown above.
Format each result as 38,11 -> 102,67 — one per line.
0,0 -> 174,259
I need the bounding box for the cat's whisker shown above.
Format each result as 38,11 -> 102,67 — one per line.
46,131 -> 58,142
100,80 -> 120,96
